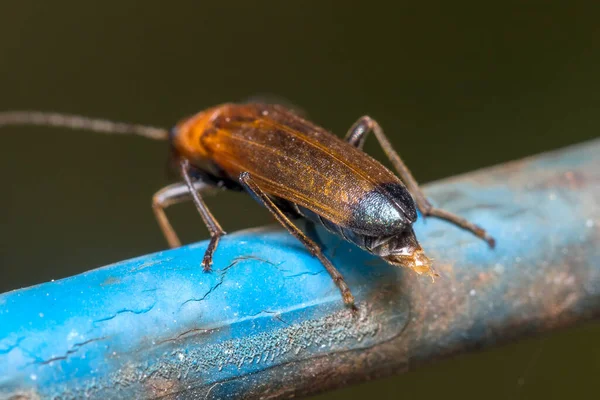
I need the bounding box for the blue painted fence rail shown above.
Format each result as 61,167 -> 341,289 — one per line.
1,139 -> 599,399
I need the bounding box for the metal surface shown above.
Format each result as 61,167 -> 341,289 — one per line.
1,139 -> 599,399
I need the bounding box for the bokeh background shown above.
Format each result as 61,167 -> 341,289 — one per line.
1,1 -> 599,399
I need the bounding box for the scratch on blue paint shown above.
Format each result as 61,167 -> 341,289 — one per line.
180,280 -> 226,309
36,337 -> 107,365
93,302 -> 157,324
180,255 -> 293,309
0,337 -> 25,355
283,270 -> 327,279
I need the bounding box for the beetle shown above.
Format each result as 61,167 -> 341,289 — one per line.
0,103 -> 495,309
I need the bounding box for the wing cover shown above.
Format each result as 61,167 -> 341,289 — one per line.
187,104 -> 416,232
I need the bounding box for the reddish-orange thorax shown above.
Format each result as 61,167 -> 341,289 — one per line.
171,105 -> 226,164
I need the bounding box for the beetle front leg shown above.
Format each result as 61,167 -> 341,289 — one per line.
239,172 -> 357,310
180,159 -> 227,271
345,116 -> 495,248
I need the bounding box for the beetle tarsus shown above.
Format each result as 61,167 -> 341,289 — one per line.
201,232 -> 225,272
341,288 -> 357,309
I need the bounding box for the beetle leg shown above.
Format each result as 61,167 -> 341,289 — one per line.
179,159 -> 227,271
344,117 -> 371,149
239,171 -> 357,310
345,116 -> 495,248
152,180 -> 213,248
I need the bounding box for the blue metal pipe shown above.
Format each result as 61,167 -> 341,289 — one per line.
1,139 -> 599,399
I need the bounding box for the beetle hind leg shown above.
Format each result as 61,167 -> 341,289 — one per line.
345,116 -> 496,248
239,171 -> 357,310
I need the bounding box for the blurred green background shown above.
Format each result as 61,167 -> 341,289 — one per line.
1,1 -> 598,399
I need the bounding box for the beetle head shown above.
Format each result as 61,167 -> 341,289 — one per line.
372,228 -> 438,281
383,247 -> 437,281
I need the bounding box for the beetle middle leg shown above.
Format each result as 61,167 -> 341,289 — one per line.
345,116 -> 495,248
238,171 -> 356,309
152,179 -> 216,249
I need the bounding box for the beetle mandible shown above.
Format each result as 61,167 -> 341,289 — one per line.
0,103 -> 495,309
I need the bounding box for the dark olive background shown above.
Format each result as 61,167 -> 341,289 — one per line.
1,1 -> 599,399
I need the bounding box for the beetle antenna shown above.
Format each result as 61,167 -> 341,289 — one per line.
0,111 -> 169,140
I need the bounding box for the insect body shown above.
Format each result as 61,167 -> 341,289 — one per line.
0,103 -> 495,309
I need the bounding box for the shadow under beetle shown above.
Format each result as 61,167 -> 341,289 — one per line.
0,103 -> 495,309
